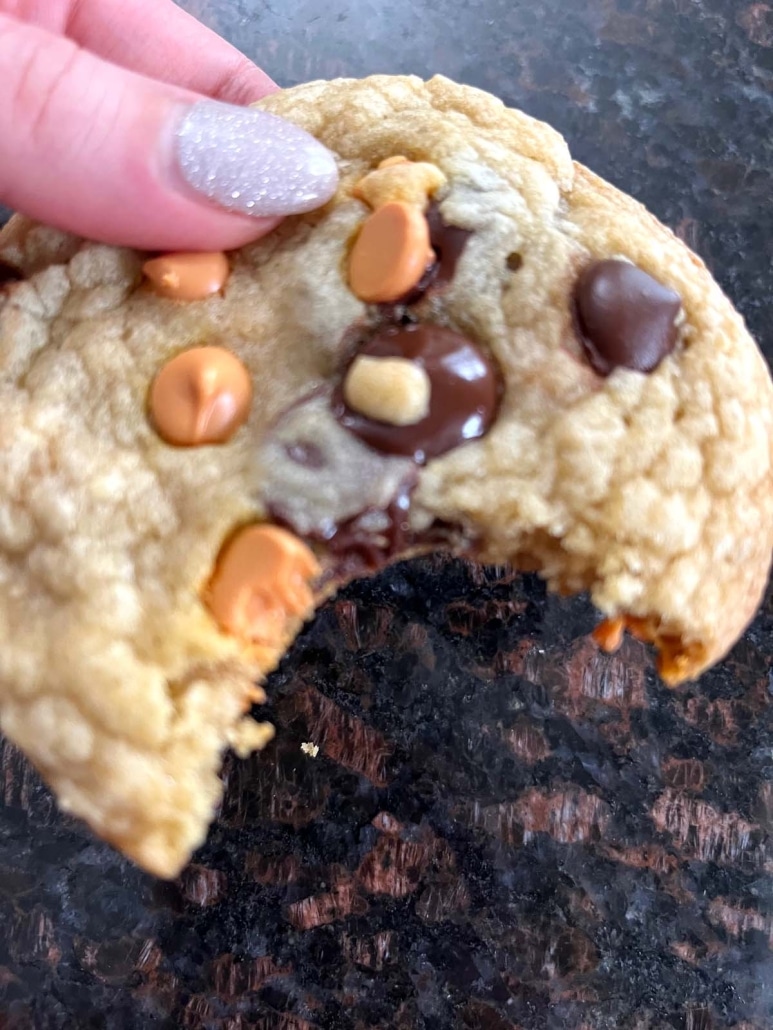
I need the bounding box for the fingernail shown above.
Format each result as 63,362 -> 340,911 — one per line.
174,100 -> 339,217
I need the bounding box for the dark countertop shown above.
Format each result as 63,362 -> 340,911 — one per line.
2,1 -> 773,1027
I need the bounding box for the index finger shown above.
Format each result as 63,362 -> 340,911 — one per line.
3,0 -> 277,104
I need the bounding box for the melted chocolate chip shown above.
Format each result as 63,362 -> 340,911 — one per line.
378,205 -> 471,312
335,323 -> 500,463
285,441 -> 326,469
0,260 -> 22,286
325,486 -> 414,574
324,485 -> 466,584
575,259 -> 681,375
426,204 -> 471,288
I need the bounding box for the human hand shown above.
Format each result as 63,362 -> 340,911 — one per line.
0,0 -> 339,250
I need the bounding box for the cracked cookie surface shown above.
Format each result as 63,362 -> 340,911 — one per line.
0,74 -> 771,877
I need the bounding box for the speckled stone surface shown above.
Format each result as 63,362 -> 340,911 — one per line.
2,1 -> 773,1028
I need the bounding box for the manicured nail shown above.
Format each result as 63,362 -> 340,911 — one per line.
174,101 -> 339,217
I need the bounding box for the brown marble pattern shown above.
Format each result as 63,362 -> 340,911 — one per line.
2,0 -> 773,1027
1,556 -> 772,1028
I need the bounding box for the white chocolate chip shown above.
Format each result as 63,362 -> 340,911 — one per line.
344,355 -> 431,426
354,159 -> 447,211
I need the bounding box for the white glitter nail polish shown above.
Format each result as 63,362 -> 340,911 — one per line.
175,102 -> 339,217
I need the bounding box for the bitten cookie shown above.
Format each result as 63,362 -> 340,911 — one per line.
0,75 -> 771,878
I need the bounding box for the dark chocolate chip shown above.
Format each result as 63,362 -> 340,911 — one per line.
335,323 -> 501,463
506,252 -> 523,272
285,441 -> 326,469
0,260 -> 22,286
575,259 -> 681,375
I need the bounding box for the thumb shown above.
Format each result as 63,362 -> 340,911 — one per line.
0,14 -> 339,250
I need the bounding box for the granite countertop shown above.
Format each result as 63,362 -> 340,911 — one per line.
2,1 -> 773,1027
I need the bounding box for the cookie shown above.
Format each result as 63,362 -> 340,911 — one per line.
0,74 -> 771,878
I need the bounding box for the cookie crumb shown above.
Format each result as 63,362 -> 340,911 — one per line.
301,741 -> 320,757
228,718 -> 275,758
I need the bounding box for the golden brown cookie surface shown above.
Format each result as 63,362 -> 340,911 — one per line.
0,74 -> 771,877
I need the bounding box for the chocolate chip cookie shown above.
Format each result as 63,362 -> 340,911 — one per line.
1,74 -> 771,878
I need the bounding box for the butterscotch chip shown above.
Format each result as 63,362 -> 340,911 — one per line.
348,201 -> 434,303
658,640 -> 707,687
0,74 -> 770,881
592,618 -> 625,653
624,617 -> 654,643
206,525 -> 320,645
149,346 -> 252,446
142,252 -> 229,301
343,355 -> 431,426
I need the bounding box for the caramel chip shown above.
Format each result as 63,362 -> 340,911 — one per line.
349,202 -> 434,304
150,346 -> 252,446
142,252 -> 229,301
206,525 -> 320,644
